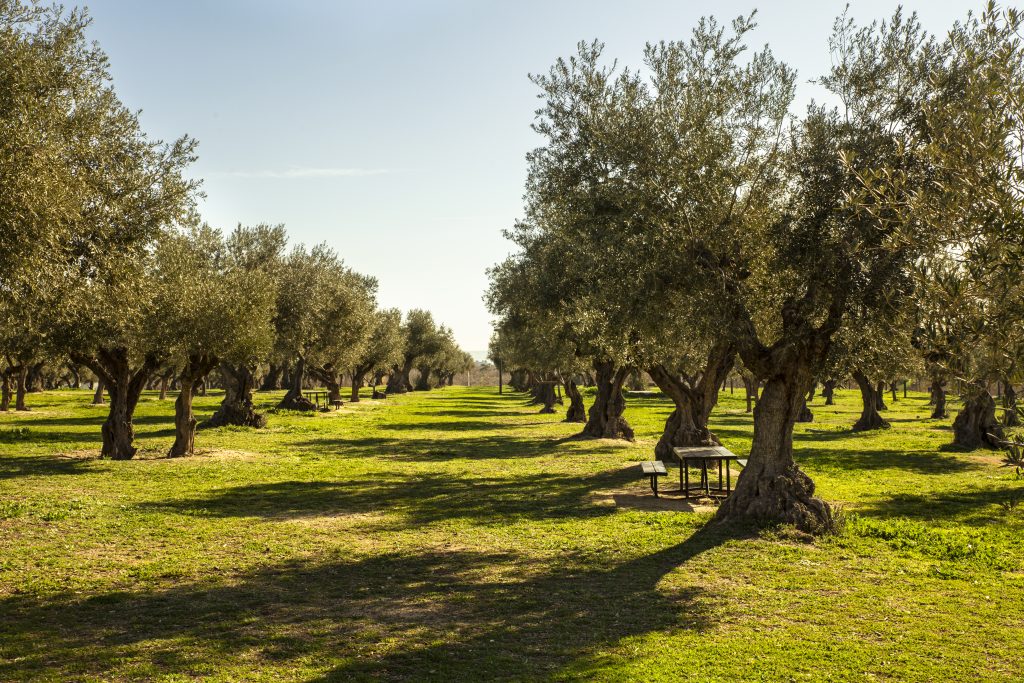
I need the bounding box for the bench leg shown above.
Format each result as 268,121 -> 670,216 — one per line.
650,475 -> 659,498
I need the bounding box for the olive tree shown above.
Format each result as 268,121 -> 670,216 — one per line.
152,225 -> 275,456
386,309 -> 443,394
349,308 -> 404,402
275,244 -> 376,409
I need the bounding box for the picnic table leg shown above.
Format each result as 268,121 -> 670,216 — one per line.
683,463 -> 689,500
718,459 -> 723,494
701,460 -> 709,496
726,461 -> 731,493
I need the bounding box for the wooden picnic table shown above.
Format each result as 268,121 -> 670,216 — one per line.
672,445 -> 744,499
303,390 -> 334,410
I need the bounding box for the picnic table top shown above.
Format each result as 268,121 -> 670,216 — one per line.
672,445 -> 738,460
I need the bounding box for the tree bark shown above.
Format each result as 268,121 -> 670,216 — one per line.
92,378 -> 105,405
581,360 -> 633,440
71,348 -> 160,460
874,381 -> 888,411
169,354 -> 219,457
350,370 -> 366,403
0,370 -> 11,411
536,379 -> 557,414
742,375 -> 756,413
1002,381 -> 1018,427
889,382 -> 898,404
261,363 -> 283,391
930,379 -> 947,419
648,343 -> 734,461
852,370 -> 889,431
715,372 -> 834,533
205,363 -> 266,427
561,374 -> 586,422
796,400 -> 813,423
278,357 -> 318,410
414,365 -> 431,391
15,364 -> 28,411
952,382 -> 1004,450
158,374 -> 169,400
822,379 -> 836,405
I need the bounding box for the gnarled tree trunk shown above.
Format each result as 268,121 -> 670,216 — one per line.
1002,381 -> 1018,427
536,378 -> 557,414
952,382 -> 1004,450
261,363 -> 283,391
15,364 -> 28,411
852,370 -> 889,431
648,343 -> 734,461
742,375 -> 757,413
72,348 -> 161,460
581,360 -> 633,440
796,400 -> 813,423
169,354 -> 219,457
414,365 -> 431,391
822,379 -> 836,406
350,369 -> 367,403
930,379 -> 947,419
279,357 -> 317,410
205,363 -> 266,427
0,370 -> 11,411
874,381 -> 887,411
716,371 -> 833,533
92,378 -> 105,405
561,374 -> 586,422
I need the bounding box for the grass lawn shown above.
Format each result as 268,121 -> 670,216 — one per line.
1,385 -> 1022,681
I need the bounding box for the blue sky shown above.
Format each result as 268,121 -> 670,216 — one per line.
84,0 -> 982,352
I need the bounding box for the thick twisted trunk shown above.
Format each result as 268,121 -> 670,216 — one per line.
414,365 -> 431,391
92,378 -> 105,405
15,364 -> 28,411
205,363 -> 266,427
1002,381 -> 1018,427
648,344 -> 734,461
0,369 -> 11,411
169,354 -> 218,457
371,371 -> 387,399
561,375 -> 586,422
351,369 -> 367,403
261,363 -> 283,391
889,382 -> 898,404
822,379 -> 836,406
952,382 -> 1004,450
536,378 -> 557,414
796,400 -> 813,423
852,370 -> 889,431
72,348 -> 160,460
279,357 -> 317,410
387,358 -> 414,394
874,381 -> 888,411
581,360 -> 633,440
930,379 -> 947,419
716,372 -> 833,533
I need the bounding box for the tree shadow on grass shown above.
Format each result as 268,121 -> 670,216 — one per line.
0,455 -> 95,480
855,486 -> 1024,526
300,431 -> 616,463
137,466 -> 643,527
0,526 -> 732,682
797,446 -> 978,475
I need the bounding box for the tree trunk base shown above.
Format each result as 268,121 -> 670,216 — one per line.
715,463 -> 835,535
852,413 -> 890,431
204,403 -> 267,428
278,394 -> 317,411
952,389 -> 1004,450
796,403 -> 813,423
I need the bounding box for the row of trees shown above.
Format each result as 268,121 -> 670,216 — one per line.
487,5 -> 1024,533
0,3 -> 471,459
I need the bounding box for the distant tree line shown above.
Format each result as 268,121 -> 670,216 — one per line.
0,2 -> 473,459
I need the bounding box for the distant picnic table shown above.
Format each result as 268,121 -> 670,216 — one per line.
303,390 -> 341,410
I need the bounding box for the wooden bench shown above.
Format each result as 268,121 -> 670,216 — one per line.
640,460 -> 668,497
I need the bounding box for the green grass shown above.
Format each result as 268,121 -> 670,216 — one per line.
1,385 -> 1022,681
